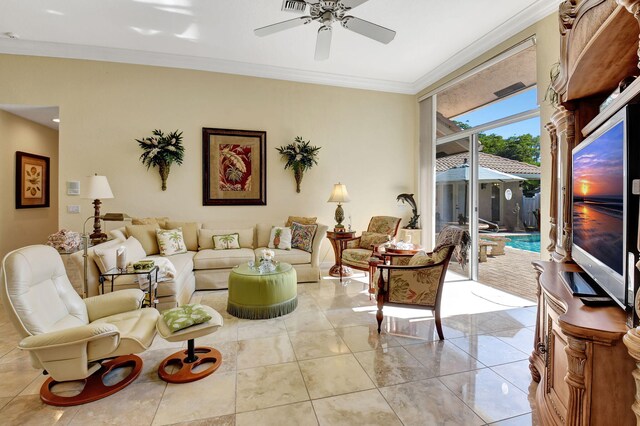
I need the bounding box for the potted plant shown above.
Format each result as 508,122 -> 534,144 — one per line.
136,129 -> 185,191
276,136 -> 321,193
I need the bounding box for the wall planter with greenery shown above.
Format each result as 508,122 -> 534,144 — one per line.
136,129 -> 184,191
276,136 -> 321,193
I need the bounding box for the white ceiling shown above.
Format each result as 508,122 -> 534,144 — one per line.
0,0 -> 560,94
0,104 -> 59,129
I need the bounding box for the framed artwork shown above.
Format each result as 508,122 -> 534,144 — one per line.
202,128 -> 267,205
15,151 -> 50,209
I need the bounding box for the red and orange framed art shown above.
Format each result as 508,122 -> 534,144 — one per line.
202,128 -> 267,206
16,151 -> 50,209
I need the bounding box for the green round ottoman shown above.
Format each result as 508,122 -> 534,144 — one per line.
227,262 -> 297,319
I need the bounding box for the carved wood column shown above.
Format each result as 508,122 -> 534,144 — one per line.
617,0 -> 640,69
624,287 -> 640,425
530,262 -> 544,383
545,122 -> 558,258
550,106 -> 576,262
565,335 -> 589,425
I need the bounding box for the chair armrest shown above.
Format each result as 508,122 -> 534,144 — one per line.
376,263 -> 442,271
345,237 -> 361,249
19,323 -> 119,350
84,289 -> 145,322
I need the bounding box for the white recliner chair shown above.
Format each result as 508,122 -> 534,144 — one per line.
0,245 -> 159,406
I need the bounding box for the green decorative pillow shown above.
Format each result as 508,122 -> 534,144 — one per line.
291,222 -> 317,252
162,304 -> 212,332
213,233 -> 240,250
156,228 -> 187,256
359,231 -> 389,249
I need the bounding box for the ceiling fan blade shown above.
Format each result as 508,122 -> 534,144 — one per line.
315,26 -> 332,61
342,16 -> 395,44
254,16 -> 311,37
339,0 -> 370,10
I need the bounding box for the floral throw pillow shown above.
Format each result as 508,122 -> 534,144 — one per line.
268,226 -> 292,250
213,233 -> 240,250
291,222 -> 317,253
156,228 -> 187,256
359,231 -> 389,249
162,304 -> 212,332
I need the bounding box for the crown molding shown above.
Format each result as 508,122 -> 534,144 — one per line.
410,0 -> 561,94
0,0 -> 560,96
0,39 -> 415,94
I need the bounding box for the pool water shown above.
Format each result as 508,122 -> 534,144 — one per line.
505,234 -> 541,253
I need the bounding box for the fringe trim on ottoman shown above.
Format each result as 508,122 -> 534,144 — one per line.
227,297 -> 298,320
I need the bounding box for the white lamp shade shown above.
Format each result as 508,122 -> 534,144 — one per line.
328,183 -> 351,203
84,175 -> 114,199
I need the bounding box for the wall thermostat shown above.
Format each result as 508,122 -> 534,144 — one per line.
67,181 -> 80,196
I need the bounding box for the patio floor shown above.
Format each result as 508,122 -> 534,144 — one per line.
448,247 -> 542,302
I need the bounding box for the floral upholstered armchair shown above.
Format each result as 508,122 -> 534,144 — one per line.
341,216 -> 402,273
373,226 -> 470,340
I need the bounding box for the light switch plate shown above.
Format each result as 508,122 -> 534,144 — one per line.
67,205 -> 80,214
632,179 -> 640,195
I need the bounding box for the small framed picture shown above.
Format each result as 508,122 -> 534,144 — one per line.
16,151 -> 50,209
202,128 -> 267,206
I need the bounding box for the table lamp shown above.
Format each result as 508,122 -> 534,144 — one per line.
327,183 -> 351,230
84,174 -> 114,242
82,212 -> 130,298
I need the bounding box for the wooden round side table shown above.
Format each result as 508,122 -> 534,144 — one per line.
326,230 -> 356,281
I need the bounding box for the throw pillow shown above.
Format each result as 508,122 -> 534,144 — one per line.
213,233 -> 240,250
359,231 -> 389,249
156,228 -> 188,256
125,224 -> 160,255
162,304 -> 212,332
199,227 -> 254,249
94,236 -> 146,274
165,221 -> 200,251
285,216 -> 317,227
268,226 -> 292,250
408,250 -> 436,267
291,222 -> 317,253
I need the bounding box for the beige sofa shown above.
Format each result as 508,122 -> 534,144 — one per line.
72,222 -> 328,311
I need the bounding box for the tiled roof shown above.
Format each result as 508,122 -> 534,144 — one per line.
436,152 -> 540,176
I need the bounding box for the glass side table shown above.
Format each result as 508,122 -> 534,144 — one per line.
99,266 -> 159,308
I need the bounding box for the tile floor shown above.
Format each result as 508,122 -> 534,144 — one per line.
0,271 -> 540,425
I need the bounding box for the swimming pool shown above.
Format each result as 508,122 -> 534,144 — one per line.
505,233 -> 541,253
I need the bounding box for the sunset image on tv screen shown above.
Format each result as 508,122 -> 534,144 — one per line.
572,121 -> 624,275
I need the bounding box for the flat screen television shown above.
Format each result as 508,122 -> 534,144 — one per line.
571,105 -> 639,309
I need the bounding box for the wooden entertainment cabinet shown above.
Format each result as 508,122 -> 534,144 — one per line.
531,0 -> 640,424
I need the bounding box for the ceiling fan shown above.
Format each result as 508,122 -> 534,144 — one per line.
254,0 -> 396,60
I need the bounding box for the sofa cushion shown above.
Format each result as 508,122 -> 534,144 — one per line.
94,237 -> 146,273
268,226 -> 292,250
284,216 -> 317,227
199,227 -> 254,249
126,224 -> 160,255
193,248 -> 255,270
254,247 -> 310,265
165,221 -> 200,251
156,228 -> 188,256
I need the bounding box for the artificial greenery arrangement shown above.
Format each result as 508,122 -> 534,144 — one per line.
136,129 -> 185,191
276,136 -> 321,193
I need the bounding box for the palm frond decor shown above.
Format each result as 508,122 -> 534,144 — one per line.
135,129 -> 185,191
276,136 -> 321,193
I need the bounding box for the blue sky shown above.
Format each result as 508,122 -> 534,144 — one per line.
452,88 -> 540,138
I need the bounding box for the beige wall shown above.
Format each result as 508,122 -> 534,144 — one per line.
0,55 -> 417,262
0,109 -> 59,259
418,12 -> 560,256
